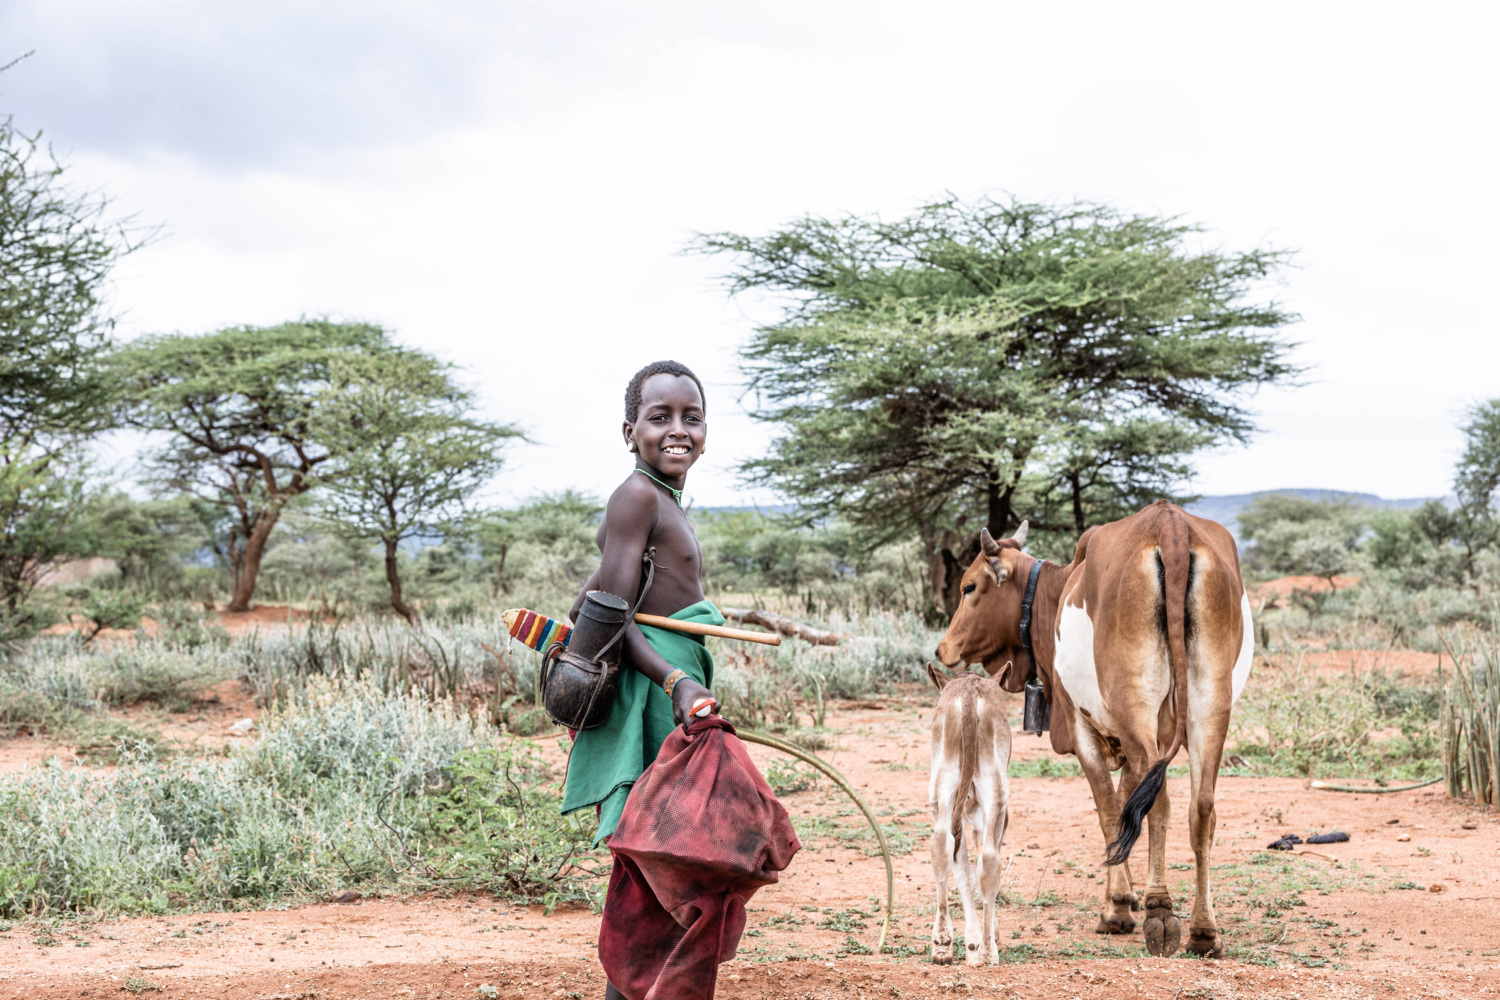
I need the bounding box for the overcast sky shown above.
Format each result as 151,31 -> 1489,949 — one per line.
4,0 -> 1496,507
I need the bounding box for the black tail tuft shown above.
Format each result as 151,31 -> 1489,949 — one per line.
1104,760 -> 1168,867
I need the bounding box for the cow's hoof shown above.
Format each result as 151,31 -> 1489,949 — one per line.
1142,892 -> 1180,958
931,947 -> 952,965
963,941 -> 985,968
1187,927 -> 1224,959
1094,914 -> 1136,935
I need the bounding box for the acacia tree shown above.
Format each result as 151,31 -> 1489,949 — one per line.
695,196 -> 1300,556
309,350 -> 521,624
0,111 -> 145,622
111,320 -> 388,611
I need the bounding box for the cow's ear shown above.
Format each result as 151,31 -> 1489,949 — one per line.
993,659 -> 1014,687
926,662 -> 950,691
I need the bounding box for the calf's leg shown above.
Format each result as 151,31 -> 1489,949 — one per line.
929,802 -> 956,963
976,790 -> 1007,966
950,822 -> 987,968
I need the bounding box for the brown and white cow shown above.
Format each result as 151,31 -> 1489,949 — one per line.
933,501 -> 1252,958
924,665 -> 1011,966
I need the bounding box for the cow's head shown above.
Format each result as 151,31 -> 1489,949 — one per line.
933,521 -> 1035,693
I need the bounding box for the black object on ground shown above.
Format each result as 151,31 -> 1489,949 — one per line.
1267,834 -> 1303,850
1306,831 -> 1350,844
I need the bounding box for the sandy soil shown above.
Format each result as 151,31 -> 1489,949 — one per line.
1252,576 -> 1362,604
3,683 -> 1498,998
42,604 -> 318,644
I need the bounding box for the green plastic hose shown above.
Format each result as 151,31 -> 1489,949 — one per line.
1310,776 -> 1443,794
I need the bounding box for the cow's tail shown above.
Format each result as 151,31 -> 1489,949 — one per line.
1104,505 -> 1192,867
951,683 -> 979,861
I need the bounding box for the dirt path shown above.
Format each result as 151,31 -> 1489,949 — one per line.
4,694 -> 1498,998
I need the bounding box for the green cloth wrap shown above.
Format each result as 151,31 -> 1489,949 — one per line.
561,600 -> 722,844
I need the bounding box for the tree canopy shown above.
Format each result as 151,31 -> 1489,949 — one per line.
308,349 -> 522,624
0,111 -> 145,632
695,196 -> 1301,552
110,320 -> 390,611
1,115 -> 146,447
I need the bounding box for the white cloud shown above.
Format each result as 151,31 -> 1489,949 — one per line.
5,0 -> 1497,506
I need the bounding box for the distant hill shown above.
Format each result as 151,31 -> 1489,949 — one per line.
1185,489 -> 1437,543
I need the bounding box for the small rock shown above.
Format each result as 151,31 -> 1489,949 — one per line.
1396,833 -> 1411,842
1462,821 -> 1478,830
1429,884 -> 1445,893
227,718 -> 255,736
1385,818 -> 1400,825
329,890 -> 361,903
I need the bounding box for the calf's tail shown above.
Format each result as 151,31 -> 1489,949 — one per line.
951,684 -> 978,861
1104,506 -> 1192,867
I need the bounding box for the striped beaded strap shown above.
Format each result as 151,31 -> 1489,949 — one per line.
662,668 -> 690,697
502,608 -> 571,652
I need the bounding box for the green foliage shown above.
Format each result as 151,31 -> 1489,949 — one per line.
1239,494 -> 1366,583
0,677 -> 601,916
411,745 -> 600,906
79,587 -> 145,644
474,491 -> 603,613
308,349 -> 522,623
0,114 -> 144,444
695,195 -> 1299,548
764,756 -> 815,795
109,320 -> 394,610
82,494 -> 213,595
1442,625 -> 1500,807
0,450 -> 99,617
1365,504 -> 1472,590
1232,660 -> 1440,780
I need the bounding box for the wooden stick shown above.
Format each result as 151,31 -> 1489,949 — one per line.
720,607 -> 840,645
633,612 -> 782,646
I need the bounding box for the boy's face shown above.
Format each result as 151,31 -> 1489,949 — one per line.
624,374 -> 706,478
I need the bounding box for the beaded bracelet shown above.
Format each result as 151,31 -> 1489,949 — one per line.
662,668 -> 690,697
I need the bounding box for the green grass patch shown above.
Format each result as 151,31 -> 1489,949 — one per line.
0,677 -> 603,917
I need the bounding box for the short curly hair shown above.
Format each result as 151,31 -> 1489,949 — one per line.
624,361 -> 706,423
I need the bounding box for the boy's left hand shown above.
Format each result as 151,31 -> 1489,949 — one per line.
670,676 -> 717,728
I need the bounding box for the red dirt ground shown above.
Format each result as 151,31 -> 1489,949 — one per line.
3,683 -> 1498,998
42,604 -> 319,644
1251,576 -> 1362,605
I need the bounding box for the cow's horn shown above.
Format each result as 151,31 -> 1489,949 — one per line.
1013,520 -> 1029,547
980,527 -> 1001,555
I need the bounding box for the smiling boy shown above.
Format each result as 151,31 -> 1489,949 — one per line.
559,361 -> 723,999
561,359 -> 720,827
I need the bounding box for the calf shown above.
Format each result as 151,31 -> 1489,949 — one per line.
925,665 -> 1012,966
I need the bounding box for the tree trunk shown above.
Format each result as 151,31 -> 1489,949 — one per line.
1069,472 -> 1086,536
227,509 -> 282,612
384,536 -> 418,626
985,467 -> 1015,538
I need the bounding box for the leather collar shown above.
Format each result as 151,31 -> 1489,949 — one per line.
1018,558 -> 1044,680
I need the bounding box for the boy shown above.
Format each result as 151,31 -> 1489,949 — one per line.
560,360 -> 720,999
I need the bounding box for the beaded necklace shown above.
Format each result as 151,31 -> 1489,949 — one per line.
635,467 -> 683,507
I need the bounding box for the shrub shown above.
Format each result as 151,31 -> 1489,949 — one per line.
0,678 -> 599,916
1442,628 -> 1500,807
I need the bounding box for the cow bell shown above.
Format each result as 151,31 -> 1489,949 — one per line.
1023,678 -> 1050,735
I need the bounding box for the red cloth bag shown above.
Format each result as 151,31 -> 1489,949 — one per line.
598,716 -> 800,1000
